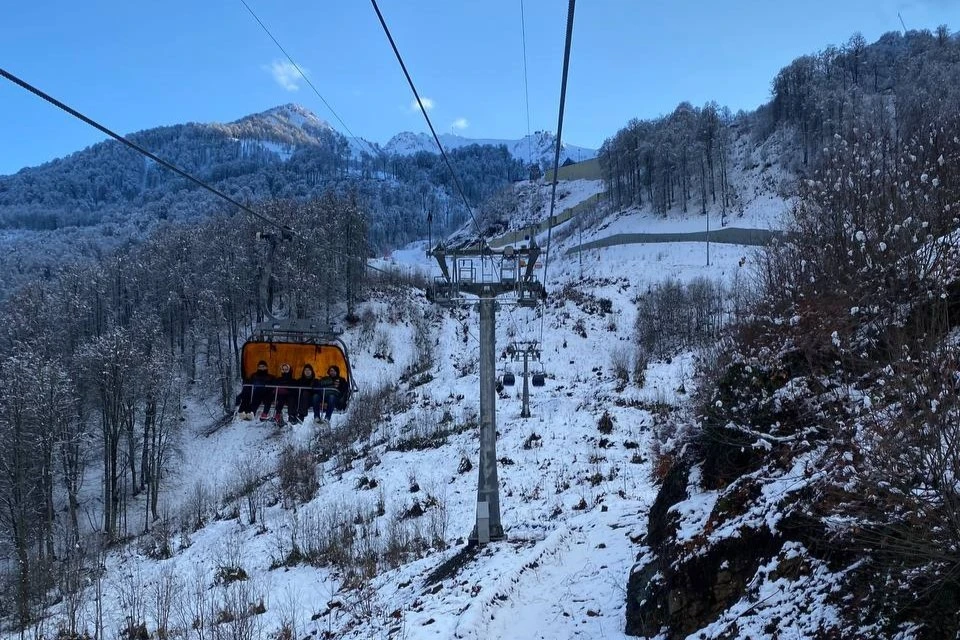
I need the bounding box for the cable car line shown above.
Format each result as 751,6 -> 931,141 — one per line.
538,0 -> 576,347
370,0 -> 486,245
520,0 -> 533,167
237,0 -> 381,159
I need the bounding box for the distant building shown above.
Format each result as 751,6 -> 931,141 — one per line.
561,157 -> 576,167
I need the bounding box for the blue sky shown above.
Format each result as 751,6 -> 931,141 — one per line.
2,0 -> 959,175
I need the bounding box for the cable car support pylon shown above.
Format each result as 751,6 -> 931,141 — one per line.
429,237 -> 543,545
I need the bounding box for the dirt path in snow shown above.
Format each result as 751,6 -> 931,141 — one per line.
566,227 -> 785,254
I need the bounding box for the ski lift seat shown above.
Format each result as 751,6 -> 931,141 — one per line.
240,320 -> 357,409
532,371 -> 546,387
502,372 -> 516,386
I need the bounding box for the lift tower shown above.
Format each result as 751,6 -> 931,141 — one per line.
507,341 -> 541,419
429,239 -> 543,544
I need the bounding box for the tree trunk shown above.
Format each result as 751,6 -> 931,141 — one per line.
700,156 -> 707,216
125,403 -> 138,494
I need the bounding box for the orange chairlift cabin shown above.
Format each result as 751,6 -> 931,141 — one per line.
240,319 -> 357,410
238,229 -> 358,411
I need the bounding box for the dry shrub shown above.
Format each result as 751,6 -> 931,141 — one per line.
651,449 -> 675,482
277,444 -> 318,504
316,382 -> 408,464
597,411 -> 614,435
610,345 -> 631,384
634,276 -> 726,359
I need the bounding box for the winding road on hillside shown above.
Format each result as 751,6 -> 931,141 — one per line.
564,227 -> 785,255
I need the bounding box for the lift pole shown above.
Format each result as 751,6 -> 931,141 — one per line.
521,348 -> 531,419
429,240 -> 542,545
477,291 -> 500,541
508,341 -> 540,419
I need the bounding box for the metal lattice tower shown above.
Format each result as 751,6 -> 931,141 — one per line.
429,237 -> 543,544
507,341 -> 541,419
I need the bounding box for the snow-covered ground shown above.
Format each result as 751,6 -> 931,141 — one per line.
577,191 -> 788,242
11,171 -> 796,640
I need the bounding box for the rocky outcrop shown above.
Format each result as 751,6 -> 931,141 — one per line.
625,447 -> 782,638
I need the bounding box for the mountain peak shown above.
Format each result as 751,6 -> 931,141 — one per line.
234,103 -> 332,133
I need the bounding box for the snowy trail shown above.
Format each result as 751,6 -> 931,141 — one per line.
452,500 -> 645,640
567,226 -> 784,254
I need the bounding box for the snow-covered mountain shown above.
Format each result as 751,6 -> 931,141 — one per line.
200,103 -> 344,162
216,103 -> 338,145
381,129 -> 597,165
205,103 -> 597,166
0,103 -> 527,295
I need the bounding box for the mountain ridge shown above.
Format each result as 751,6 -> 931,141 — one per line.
380,128 -> 598,165
2,103 -> 597,177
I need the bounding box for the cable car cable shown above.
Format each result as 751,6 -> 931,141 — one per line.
370,0 -> 486,244
520,0 -> 533,167
238,0 -> 381,159
538,0 -> 575,347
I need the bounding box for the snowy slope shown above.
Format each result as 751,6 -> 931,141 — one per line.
8,176 -> 812,640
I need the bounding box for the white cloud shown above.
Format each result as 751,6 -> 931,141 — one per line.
451,117 -> 469,131
263,60 -> 306,92
411,97 -> 435,112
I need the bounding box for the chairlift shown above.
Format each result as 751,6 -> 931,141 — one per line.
501,370 -> 516,387
241,231 -> 358,409
531,368 -> 546,387
240,319 -> 358,409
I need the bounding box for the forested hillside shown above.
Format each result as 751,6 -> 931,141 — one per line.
0,104 -> 525,297
0,194 -> 371,624
622,27 -> 960,638
600,27 -> 960,227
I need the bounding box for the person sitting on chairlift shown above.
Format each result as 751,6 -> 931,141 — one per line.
238,360 -> 273,421
272,362 -> 295,425
294,364 -> 317,423
314,365 -> 348,423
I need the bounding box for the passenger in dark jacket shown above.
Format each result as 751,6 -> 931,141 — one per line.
294,364 -> 318,422
313,365 -> 348,422
272,362 -> 295,425
238,360 -> 273,420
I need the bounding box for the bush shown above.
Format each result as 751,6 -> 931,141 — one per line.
573,318 -> 587,338
610,346 -> 631,384
214,566 -> 248,585
597,411 -> 614,435
634,276 -> 726,357
632,345 -> 649,387
327,383 -> 409,461
277,444 -> 318,504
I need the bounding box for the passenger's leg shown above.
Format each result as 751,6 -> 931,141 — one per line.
288,389 -> 302,423
252,387 -> 272,420
237,385 -> 253,415
273,391 -> 287,423
323,390 -> 341,420
298,391 -> 313,421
